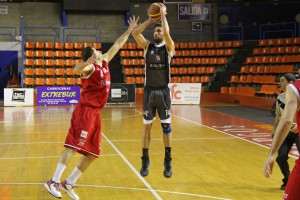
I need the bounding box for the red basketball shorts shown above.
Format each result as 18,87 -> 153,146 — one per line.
64,104 -> 102,157
283,158 -> 300,200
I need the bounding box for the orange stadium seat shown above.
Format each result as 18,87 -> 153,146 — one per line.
64,42 -> 73,50
124,68 -> 134,75
93,42 -> 101,50
221,86 -> 228,94
120,51 -> 129,57
188,42 -> 197,49
44,51 -> 54,58
215,41 -> 224,48
56,78 -> 65,85
170,68 -> 178,75
65,59 -> 74,67
65,68 -> 74,76
200,76 -> 210,83
35,68 -> 44,76
35,50 -> 44,58
54,42 -> 63,50
197,42 -> 206,49
189,50 -> 198,57
187,67 -> 196,74
66,78 -> 75,85
294,37 -> 300,45
35,42 -> 44,49
35,59 -> 44,67
25,50 -> 34,58
74,51 -> 82,58
197,67 -> 206,74
25,42 -> 34,49
127,43 -> 136,50
24,59 -> 34,66
171,76 -> 180,83
56,68 -> 65,76
191,76 -> 200,83
35,78 -> 45,86
224,41 -> 233,48
228,86 -> 236,94
73,42 -> 83,50
24,68 -> 34,76
83,42 -> 91,48
125,76 -> 135,84
64,51 -> 73,58
76,78 -> 82,85
44,42 -> 54,49
45,68 -> 55,76
24,77 -> 34,86
45,78 -> 55,86
181,76 -> 190,83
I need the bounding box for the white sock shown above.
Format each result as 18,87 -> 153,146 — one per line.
52,163 -> 66,183
66,167 -> 82,185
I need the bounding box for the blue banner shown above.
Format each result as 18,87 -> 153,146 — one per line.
178,4 -> 211,21
36,86 -> 81,106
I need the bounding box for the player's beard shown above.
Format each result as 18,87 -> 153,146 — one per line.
154,36 -> 163,44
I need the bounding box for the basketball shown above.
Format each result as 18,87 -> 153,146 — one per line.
147,3 -> 161,18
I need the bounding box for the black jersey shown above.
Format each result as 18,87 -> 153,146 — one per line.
144,43 -> 172,88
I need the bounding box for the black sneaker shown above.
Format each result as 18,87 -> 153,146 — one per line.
280,183 -> 286,190
140,157 -> 150,177
164,158 -> 172,178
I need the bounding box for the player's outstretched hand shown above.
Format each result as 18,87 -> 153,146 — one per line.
128,15 -> 139,32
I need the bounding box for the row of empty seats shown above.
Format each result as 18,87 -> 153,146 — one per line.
253,46 -> 300,55
174,41 -> 242,49
24,59 -> 81,67
24,77 -> 82,86
258,37 -> 300,46
119,41 -> 242,50
24,67 -> 76,77
25,41 -> 101,50
246,55 -> 300,64
120,49 -> 235,58
238,65 -> 294,74
172,57 -> 228,65
125,75 -> 210,84
221,86 -> 255,96
123,66 -> 216,75
228,75 -> 276,84
25,50 -> 84,58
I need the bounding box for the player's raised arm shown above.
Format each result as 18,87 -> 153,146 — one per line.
103,16 -> 139,62
158,3 -> 175,57
132,17 -> 160,50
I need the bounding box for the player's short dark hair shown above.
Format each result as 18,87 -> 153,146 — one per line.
154,23 -> 162,29
282,73 -> 296,82
81,46 -> 94,62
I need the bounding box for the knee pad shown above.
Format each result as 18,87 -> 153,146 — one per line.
161,123 -> 172,134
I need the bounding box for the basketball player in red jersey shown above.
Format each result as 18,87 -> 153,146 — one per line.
44,16 -> 139,200
264,80 -> 300,200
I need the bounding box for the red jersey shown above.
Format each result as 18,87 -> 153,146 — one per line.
79,59 -> 111,108
284,81 -> 300,200
290,81 -> 300,133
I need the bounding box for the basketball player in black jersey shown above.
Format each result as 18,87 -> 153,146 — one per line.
132,3 -> 175,178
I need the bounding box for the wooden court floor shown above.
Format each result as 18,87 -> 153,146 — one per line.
0,102 -> 297,200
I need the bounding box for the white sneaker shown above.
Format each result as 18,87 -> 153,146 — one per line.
44,179 -> 62,198
60,180 -> 80,200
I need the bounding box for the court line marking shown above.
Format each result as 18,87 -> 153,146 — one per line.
0,113 -> 143,127
102,133 -> 163,200
0,108 -> 233,200
169,112 -> 299,159
0,182 -> 231,200
0,137 -> 235,144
